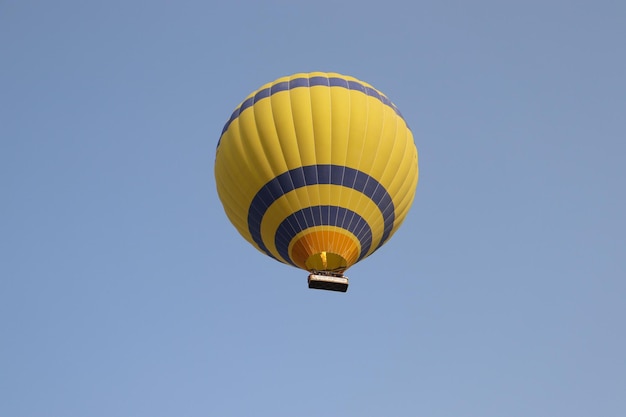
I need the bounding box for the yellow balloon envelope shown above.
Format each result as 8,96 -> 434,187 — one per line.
215,72 -> 418,277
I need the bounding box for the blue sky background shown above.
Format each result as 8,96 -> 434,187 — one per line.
2,1 -> 625,416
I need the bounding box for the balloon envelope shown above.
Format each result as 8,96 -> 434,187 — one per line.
215,72 -> 418,274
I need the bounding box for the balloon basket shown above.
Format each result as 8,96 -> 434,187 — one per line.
307,273 -> 349,292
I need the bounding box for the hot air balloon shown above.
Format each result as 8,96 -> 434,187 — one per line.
215,72 -> 418,292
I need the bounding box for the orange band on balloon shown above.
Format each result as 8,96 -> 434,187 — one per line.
290,230 -> 360,272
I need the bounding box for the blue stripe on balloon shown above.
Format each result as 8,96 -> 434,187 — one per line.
247,164 -> 394,261
275,206 -> 372,266
217,75 -> 406,146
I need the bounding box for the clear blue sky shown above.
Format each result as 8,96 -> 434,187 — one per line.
2,1 -> 625,416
